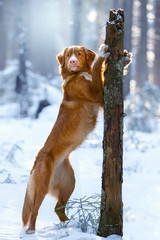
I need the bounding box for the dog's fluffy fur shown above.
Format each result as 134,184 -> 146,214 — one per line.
22,44 -> 131,233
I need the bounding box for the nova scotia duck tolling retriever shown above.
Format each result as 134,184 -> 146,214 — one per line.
22,44 -> 131,233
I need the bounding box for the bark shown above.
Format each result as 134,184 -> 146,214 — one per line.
98,9 -> 124,237
153,0 -> 160,87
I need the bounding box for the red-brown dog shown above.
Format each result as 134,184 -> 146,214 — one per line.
22,44 -> 110,233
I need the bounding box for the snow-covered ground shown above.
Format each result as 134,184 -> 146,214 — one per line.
0,89 -> 160,240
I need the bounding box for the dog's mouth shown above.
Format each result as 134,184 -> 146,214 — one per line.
68,64 -> 81,72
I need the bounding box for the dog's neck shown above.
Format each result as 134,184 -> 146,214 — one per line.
60,65 -> 92,81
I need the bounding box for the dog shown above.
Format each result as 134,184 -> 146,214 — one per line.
22,44 -> 131,233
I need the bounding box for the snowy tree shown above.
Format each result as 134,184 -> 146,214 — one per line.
0,1 -> 6,70
125,82 -> 160,132
123,0 -> 133,96
135,0 -> 148,88
15,0 -> 28,117
153,0 -> 160,87
70,0 -> 82,45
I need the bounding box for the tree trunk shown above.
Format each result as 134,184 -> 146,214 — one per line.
70,0 -> 82,45
0,1 -> 6,70
98,9 -> 124,237
135,0 -> 148,88
123,0 -> 133,96
153,0 -> 160,87
16,0 -> 28,117
113,0 -> 121,9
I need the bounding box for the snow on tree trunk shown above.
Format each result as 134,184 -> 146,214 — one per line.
98,9 -> 124,237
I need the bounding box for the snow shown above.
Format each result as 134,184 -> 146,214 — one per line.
0,63 -> 62,118
0,84 -> 160,240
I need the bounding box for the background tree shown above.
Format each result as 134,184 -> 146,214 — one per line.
153,0 -> 160,87
135,0 -> 148,88
16,0 -> 28,117
113,0 -> 121,8
70,0 -> 82,45
0,0 -> 159,120
0,0 -> 6,70
123,0 -> 133,96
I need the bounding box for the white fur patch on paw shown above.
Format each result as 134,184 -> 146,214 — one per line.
98,44 -> 110,59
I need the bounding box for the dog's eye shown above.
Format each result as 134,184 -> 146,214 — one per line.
67,54 -> 70,57
78,52 -> 82,56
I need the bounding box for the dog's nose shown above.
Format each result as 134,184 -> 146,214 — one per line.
69,59 -> 77,64
69,54 -> 78,65
70,60 -> 75,64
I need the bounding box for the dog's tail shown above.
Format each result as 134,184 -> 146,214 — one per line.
22,177 -> 35,227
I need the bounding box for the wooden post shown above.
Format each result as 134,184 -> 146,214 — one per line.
98,9 -> 124,237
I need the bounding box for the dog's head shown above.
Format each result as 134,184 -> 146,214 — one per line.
57,46 -> 96,72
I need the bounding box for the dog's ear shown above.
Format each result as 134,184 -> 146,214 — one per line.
57,48 -> 68,67
57,53 -> 65,68
83,47 -> 96,66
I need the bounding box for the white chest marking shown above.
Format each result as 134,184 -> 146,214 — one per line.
80,72 -> 92,81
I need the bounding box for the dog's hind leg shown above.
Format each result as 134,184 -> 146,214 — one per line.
25,153 -> 52,233
54,156 -> 75,222
27,187 -> 46,233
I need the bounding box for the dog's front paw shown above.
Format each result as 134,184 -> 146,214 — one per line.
124,50 -> 132,69
123,50 -> 132,76
98,44 -> 110,60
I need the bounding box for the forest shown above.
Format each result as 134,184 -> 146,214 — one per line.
0,0 -> 160,240
0,0 -> 160,126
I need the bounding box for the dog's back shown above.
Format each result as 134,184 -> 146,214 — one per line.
22,44 -> 109,233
